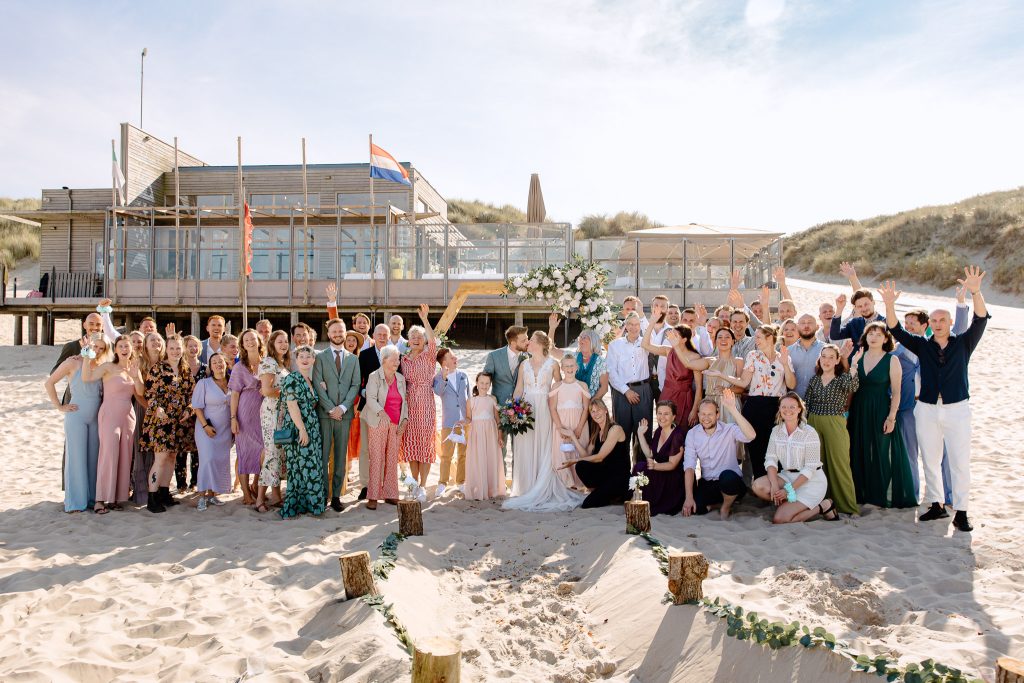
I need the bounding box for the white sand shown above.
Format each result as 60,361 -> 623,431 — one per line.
0,280 -> 1021,682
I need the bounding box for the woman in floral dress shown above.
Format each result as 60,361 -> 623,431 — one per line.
255,330 -> 291,513
279,345 -> 325,519
399,304 -> 438,499
139,334 -> 196,513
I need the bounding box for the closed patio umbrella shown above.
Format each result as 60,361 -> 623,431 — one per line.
527,173 -> 546,238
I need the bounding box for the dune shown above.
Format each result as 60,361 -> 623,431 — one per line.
0,279 -> 1020,681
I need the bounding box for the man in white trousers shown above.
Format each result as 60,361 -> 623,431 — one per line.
880,266 -> 990,532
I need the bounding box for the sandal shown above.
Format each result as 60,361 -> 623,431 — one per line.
817,500 -> 840,521
108,503 -> 123,511
366,501 -> 378,510
255,503 -> 270,513
94,505 -> 109,515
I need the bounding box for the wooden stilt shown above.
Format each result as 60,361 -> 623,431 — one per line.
13,315 -> 23,346
339,551 -> 378,600
997,657 -> 1024,683
625,500 -> 651,533
412,636 -> 461,683
28,312 -> 38,345
398,499 -> 424,536
668,551 -> 709,604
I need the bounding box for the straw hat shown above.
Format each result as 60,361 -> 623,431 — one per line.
344,330 -> 365,350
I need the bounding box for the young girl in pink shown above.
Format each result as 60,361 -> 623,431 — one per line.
463,373 -> 506,501
549,355 -> 591,491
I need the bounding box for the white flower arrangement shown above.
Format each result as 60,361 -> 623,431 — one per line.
628,473 -> 650,491
503,257 -> 619,341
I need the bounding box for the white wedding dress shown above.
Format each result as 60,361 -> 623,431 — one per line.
503,357 -> 586,512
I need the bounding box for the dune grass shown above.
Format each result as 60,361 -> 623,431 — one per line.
784,187 -> 1024,294
0,198 -> 41,268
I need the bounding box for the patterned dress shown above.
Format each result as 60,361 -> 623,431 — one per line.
279,372 -> 325,518
400,337 -> 438,463
139,362 -> 196,453
229,361 -> 264,475
258,357 -> 289,487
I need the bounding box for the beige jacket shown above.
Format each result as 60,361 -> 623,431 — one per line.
362,368 -> 408,428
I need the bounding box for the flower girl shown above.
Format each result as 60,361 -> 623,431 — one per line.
463,373 -> 506,500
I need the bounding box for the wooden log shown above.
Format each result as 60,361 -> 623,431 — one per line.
398,499 -> 424,536
997,657 -> 1024,683
625,500 -> 651,533
668,552 -> 709,604
338,551 -> 378,600
412,636 -> 461,683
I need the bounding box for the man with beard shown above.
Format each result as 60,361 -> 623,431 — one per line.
787,314 -> 825,396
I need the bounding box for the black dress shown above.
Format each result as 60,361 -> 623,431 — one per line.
635,425 -> 686,515
577,429 -> 631,508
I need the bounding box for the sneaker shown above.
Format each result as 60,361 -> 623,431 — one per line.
952,511 -> 973,532
919,502 -> 950,521
436,484 -> 447,497
197,497 -> 208,512
208,496 -> 225,506
458,484 -> 465,495
415,486 -> 427,503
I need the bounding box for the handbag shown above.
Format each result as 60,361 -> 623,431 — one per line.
272,390 -> 297,446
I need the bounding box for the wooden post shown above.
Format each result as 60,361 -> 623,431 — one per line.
13,315 -> 23,346
28,312 -> 38,345
412,636 -> 461,683
339,551 -> 378,600
398,499 -> 424,536
668,552 -> 709,604
625,500 -> 651,533
997,657 -> 1024,683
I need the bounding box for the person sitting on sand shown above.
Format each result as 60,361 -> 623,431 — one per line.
682,390 -> 756,519
751,392 -> 838,523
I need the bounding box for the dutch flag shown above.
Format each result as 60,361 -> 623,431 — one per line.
369,142 -> 411,186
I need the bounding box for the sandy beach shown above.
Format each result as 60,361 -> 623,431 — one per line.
0,279 -> 1021,682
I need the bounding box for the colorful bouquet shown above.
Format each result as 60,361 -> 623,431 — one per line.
499,397 -> 535,436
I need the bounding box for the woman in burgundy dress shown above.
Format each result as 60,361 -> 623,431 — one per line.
634,401 -> 686,515
640,314 -> 704,435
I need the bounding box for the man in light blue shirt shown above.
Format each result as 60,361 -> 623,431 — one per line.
787,314 -> 825,397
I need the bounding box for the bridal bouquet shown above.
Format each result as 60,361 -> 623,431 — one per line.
499,397 -> 534,436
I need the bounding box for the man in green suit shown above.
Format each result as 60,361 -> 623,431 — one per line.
313,317 -> 361,512
483,325 -> 530,472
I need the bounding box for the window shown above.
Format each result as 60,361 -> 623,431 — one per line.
337,191 -> 408,216
250,193 -> 319,216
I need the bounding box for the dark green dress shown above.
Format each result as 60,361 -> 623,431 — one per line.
848,353 -> 917,508
279,372 -> 325,518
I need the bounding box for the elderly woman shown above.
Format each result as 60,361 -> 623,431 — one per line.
399,304 -> 437,499
364,345 -> 409,509
278,345 -> 326,518
751,392 -> 837,523
45,333 -> 112,512
547,315 -> 609,403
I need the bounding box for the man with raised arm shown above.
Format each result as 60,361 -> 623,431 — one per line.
830,262 -> 885,355
879,267 -> 989,532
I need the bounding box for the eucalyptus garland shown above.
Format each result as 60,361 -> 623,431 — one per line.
359,532 -> 413,656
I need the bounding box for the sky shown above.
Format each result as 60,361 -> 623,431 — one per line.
1,0 -> 1022,232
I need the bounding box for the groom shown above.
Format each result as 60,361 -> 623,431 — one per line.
483,325 -> 530,473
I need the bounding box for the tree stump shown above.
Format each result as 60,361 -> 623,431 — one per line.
625,500 -> 651,533
997,657 -> 1024,683
412,636 -> 461,683
398,499 -> 424,536
339,551 -> 378,600
668,551 -> 709,604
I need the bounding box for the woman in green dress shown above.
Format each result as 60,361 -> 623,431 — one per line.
848,322 -> 917,508
279,345 -> 325,519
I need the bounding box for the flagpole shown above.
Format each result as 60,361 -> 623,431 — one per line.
369,133 -> 376,306
173,136 -> 180,304
238,136 -> 247,330
110,139 -> 118,302
302,137 -> 309,305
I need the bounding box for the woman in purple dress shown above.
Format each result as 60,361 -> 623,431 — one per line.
192,353 -> 234,511
229,329 -> 265,505
634,400 -> 686,515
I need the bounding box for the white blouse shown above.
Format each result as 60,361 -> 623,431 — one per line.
764,423 -> 822,481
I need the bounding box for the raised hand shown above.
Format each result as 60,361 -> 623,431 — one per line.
78,334 -> 90,349
839,261 -> 857,279
548,311 -> 560,330
760,284 -> 770,304
694,303 -> 708,327
876,280 -> 901,307
326,282 -> 337,301
955,283 -> 966,304
730,270 -> 742,291
852,347 -> 864,367
727,289 -> 744,309
417,303 -> 430,322
772,266 -> 786,285
779,344 -> 790,365
839,339 -> 854,357
638,418 -> 649,433
98,298 -> 112,308
165,322 -> 176,338
957,265 -> 985,294
721,388 -> 736,410
835,293 -> 847,312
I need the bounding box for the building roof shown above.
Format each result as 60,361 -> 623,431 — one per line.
627,223 -> 783,239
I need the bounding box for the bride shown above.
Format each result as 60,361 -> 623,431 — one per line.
503,331 -> 587,512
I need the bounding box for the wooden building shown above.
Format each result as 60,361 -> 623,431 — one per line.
1,124 -> 781,346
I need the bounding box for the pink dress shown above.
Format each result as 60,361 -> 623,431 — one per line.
96,373 -> 137,503
400,337 -> 438,463
228,362 -> 263,475
464,395 -> 505,500
550,381 -> 589,490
